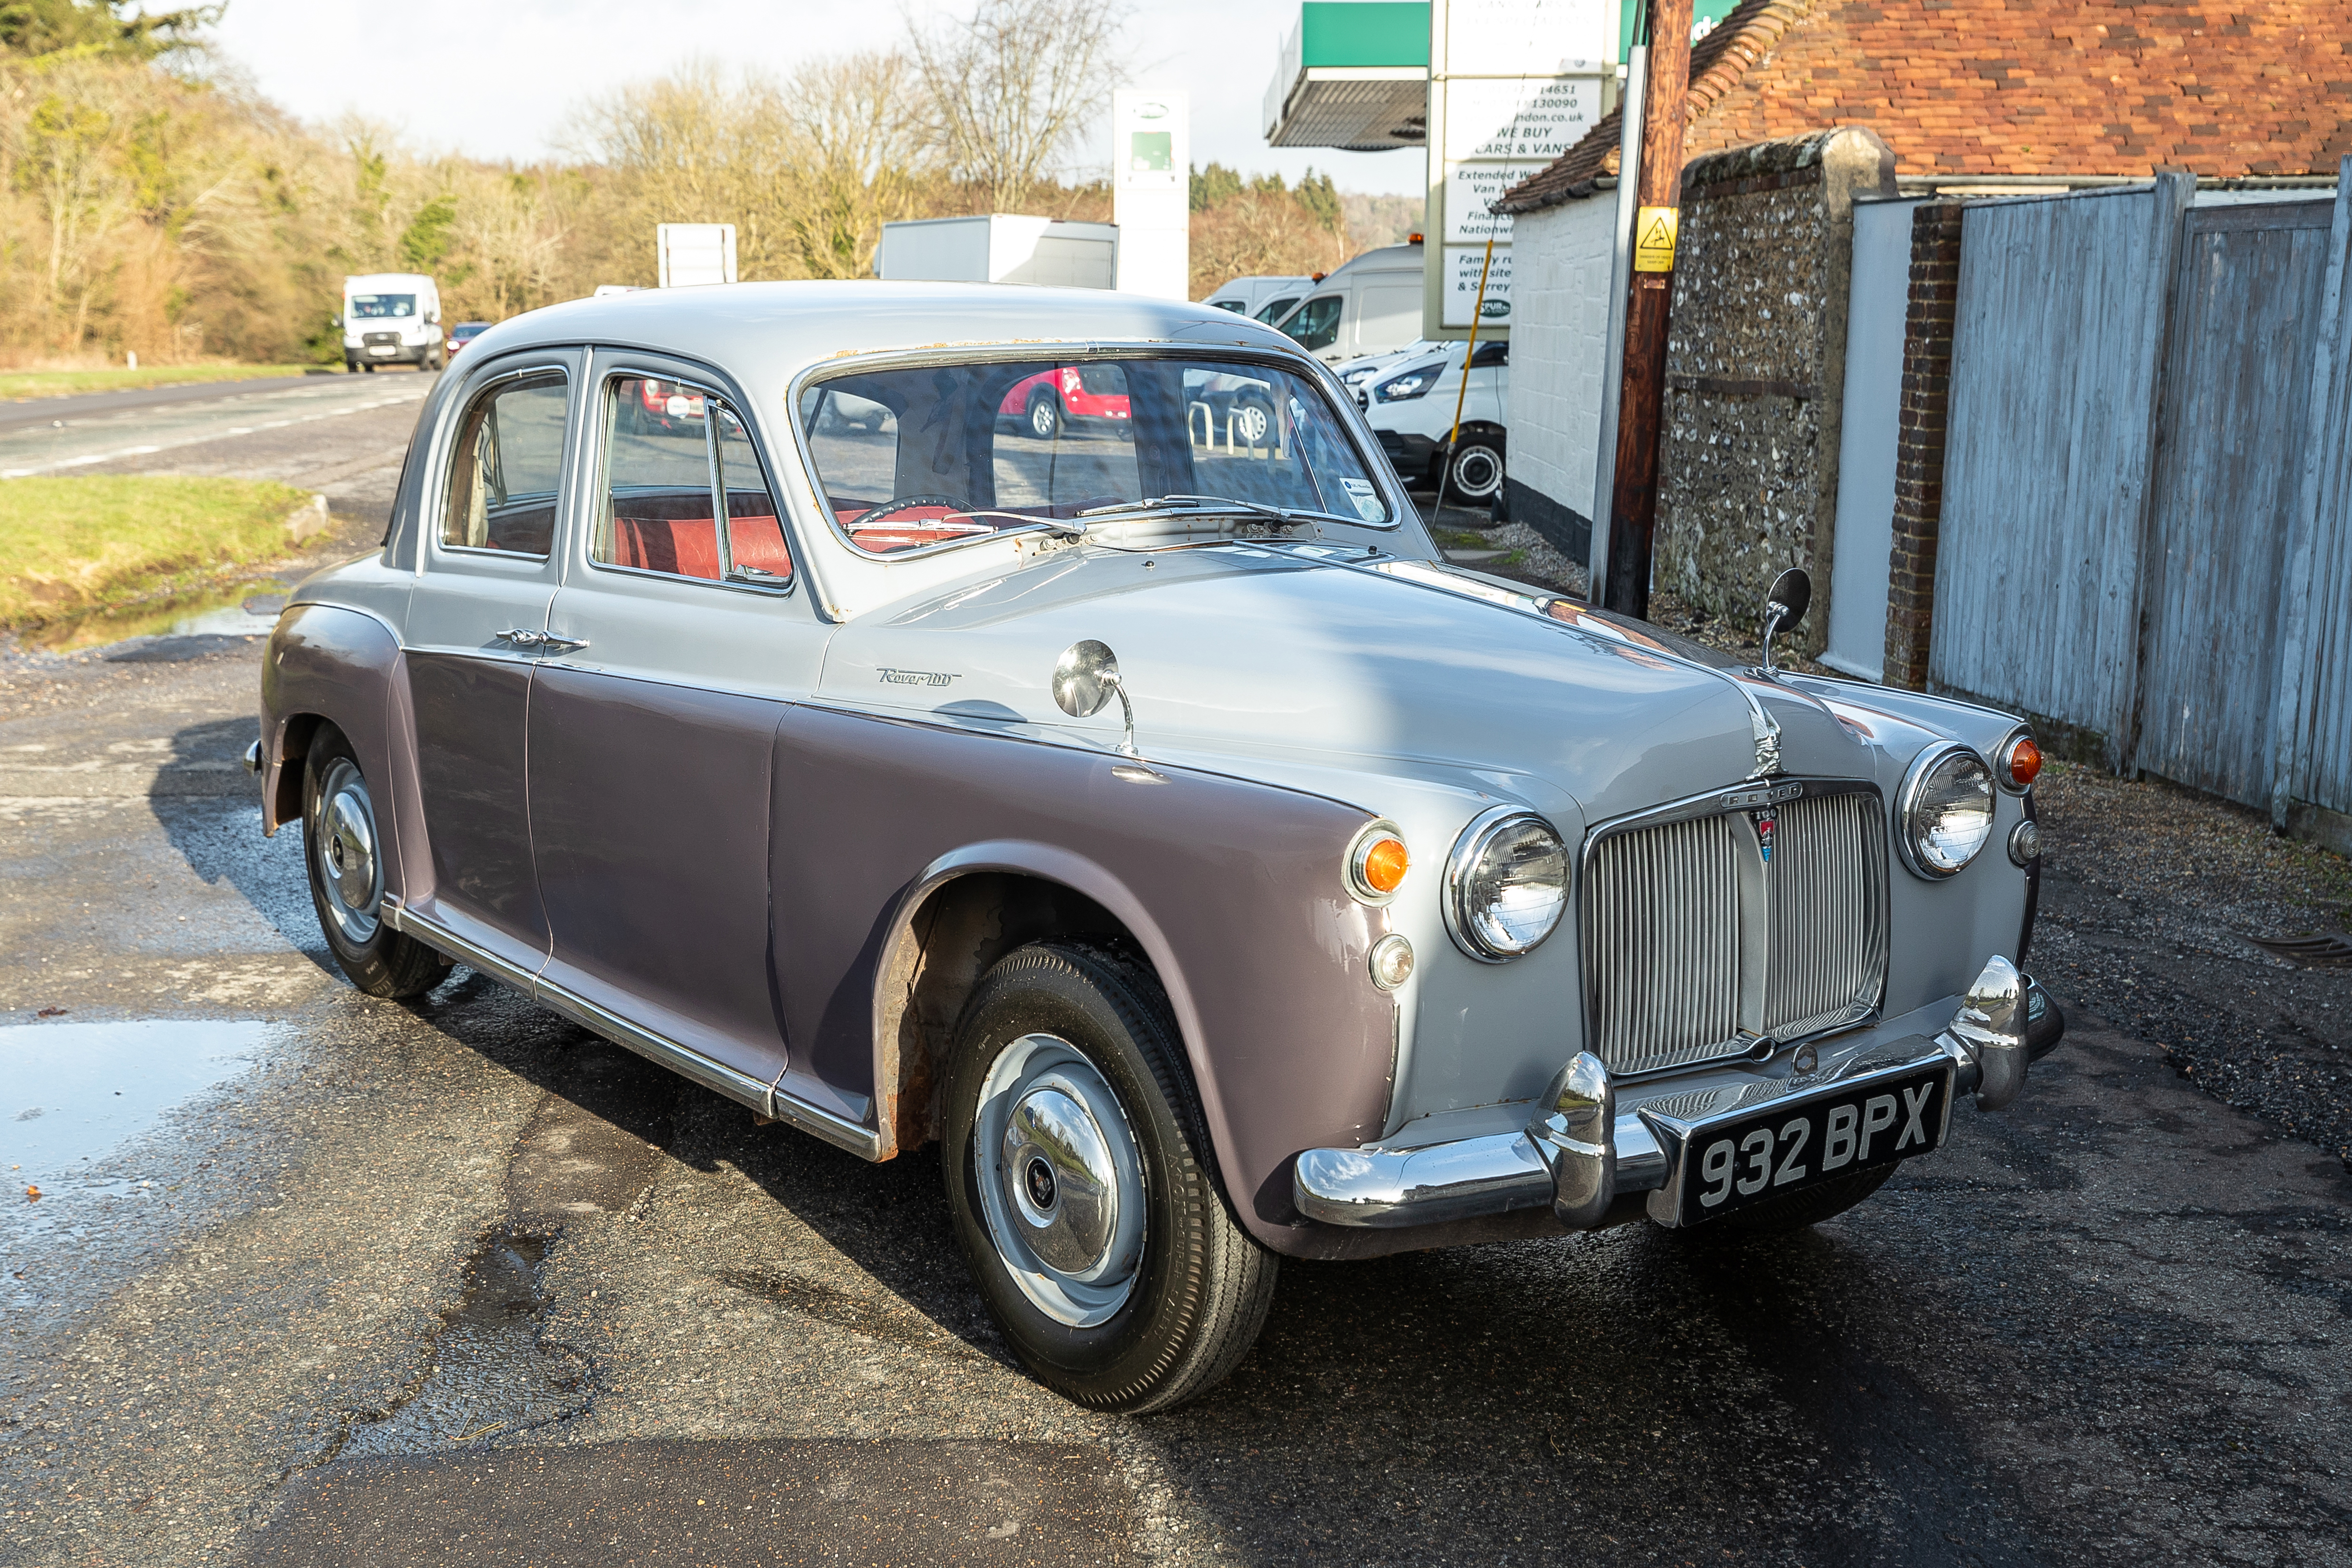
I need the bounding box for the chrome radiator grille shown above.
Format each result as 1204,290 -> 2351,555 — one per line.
1581,785 -> 1888,1076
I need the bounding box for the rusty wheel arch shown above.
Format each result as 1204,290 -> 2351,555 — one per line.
870,869 -> 1148,1159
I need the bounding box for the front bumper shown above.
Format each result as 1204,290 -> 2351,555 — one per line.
1295,960 -> 2063,1231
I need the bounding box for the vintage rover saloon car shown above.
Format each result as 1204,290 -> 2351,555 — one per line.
253,282 -> 2063,1413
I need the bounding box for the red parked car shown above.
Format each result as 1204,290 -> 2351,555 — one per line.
999,364 -> 1129,439
444,321 -> 493,359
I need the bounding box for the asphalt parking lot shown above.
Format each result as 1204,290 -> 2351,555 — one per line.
0,383 -> 2348,1567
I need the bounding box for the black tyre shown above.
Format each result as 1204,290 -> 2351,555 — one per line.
1026,389 -> 1062,440
1446,438 -> 1504,502
363,362 -> 377,373
303,727 -> 443,999
1685,1163 -> 1895,1239
942,941 -> 1277,1414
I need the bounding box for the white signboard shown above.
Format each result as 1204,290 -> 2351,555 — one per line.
1443,0 -> 1612,75
1444,162 -> 1556,242
656,223 -> 737,288
1441,77 -> 1601,162
1443,245 -> 1515,328
1425,0 -> 1610,338
1112,88 -> 1189,300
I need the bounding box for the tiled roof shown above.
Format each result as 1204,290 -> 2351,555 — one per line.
1497,0 -> 2352,213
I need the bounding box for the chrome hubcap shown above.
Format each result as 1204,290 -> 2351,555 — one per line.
1031,401 -> 1056,438
1234,403 -> 1270,443
312,759 -> 383,945
974,1033 -> 1145,1327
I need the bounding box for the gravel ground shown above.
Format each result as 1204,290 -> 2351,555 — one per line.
1429,504 -> 2352,1172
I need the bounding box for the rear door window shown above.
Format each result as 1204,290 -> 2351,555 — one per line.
594,375 -> 791,586
442,370 -> 568,556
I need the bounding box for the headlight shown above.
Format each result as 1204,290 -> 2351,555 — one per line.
1443,807 -> 1568,960
1897,743 -> 1995,878
1375,370 -> 1435,401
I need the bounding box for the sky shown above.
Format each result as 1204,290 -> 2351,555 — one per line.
207,0 -> 1431,197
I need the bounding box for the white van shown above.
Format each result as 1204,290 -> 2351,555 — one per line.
1358,337 -> 1509,502
341,273 -> 443,373
1269,242 -> 1425,364
1201,274 -> 1314,319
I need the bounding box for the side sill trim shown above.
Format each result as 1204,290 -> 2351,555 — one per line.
385,902 -> 881,1161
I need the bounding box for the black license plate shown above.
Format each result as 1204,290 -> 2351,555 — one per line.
1672,1064 -> 1952,1227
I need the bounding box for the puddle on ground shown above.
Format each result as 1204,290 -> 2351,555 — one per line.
1,1018 -> 277,1188
337,1230 -> 592,1456
16,578 -> 289,652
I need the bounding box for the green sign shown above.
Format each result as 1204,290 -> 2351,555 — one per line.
1128,131 -> 1173,173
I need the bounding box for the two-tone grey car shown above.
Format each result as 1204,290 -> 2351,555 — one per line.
253,281 -> 2063,1413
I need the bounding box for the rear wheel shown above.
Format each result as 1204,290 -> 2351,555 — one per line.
363,362 -> 377,374
303,728 -> 443,999
942,941 -> 1277,1413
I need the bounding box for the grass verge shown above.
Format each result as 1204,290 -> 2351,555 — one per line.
0,364 -> 324,402
0,475 -> 319,628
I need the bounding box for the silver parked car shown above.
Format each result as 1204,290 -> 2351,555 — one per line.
252,282 -> 2062,1413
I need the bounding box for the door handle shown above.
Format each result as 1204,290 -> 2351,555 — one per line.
496,628 -> 589,654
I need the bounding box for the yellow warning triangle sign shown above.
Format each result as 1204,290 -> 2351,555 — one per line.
1634,206 -> 1680,273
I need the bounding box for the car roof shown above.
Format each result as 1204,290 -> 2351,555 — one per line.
469,281 -> 1303,386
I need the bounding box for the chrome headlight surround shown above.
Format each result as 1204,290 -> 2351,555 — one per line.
1896,741 -> 1997,880
1442,806 -> 1570,962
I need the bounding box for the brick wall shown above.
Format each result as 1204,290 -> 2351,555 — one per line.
1501,195 -> 1619,558
1653,127 -> 1896,652
1883,200 -> 1965,690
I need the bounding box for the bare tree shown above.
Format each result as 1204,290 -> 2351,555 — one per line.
906,0 -> 1131,213
774,51 -> 930,277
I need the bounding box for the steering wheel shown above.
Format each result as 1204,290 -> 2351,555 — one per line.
845,494 -> 986,531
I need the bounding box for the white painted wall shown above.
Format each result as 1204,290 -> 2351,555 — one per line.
1824,196 -> 1928,681
1502,193 -> 1617,525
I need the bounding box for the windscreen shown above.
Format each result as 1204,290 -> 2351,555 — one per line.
349,294 -> 417,319
797,354 -> 1390,554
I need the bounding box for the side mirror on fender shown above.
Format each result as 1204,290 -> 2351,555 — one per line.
1761,567 -> 1811,674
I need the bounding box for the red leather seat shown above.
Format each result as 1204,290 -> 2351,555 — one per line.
609,510 -> 794,582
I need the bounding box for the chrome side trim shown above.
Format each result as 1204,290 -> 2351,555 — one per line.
385,903 -> 880,1160
384,901 -> 542,992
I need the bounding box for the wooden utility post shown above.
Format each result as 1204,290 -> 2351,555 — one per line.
1600,0 -> 1695,619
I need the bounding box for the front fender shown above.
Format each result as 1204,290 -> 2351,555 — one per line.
770,703 -> 1396,1253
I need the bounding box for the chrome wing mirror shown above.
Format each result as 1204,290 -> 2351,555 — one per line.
1759,567 -> 1812,675
1052,639 -> 1139,758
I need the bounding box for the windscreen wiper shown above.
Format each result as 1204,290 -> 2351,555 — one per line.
1076,494 -> 1370,529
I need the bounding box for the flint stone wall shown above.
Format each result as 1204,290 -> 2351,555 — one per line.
1655,128 -> 1896,652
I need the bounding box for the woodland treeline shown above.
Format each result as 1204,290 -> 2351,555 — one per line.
0,0 -> 1390,366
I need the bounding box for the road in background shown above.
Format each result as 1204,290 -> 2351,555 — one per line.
0,373 -> 435,538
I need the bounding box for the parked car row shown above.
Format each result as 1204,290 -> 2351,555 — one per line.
254,278 -> 2062,1418
1221,241 -> 1507,502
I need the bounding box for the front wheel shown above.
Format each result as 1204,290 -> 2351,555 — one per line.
942,941 -> 1277,1413
303,728 -> 444,999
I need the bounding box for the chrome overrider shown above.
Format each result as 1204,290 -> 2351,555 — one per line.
1293,956 -> 2062,1231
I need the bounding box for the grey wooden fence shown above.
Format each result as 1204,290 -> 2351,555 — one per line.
1930,165 -> 2352,851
